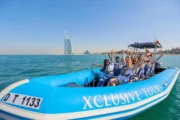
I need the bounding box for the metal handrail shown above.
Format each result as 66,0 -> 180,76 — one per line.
163,67 -> 179,86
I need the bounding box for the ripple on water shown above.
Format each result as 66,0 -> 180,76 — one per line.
169,107 -> 178,114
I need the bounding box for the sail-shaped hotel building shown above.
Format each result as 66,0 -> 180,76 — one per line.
64,31 -> 72,55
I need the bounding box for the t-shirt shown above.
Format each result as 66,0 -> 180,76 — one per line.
123,67 -> 133,76
114,62 -> 125,69
120,61 -> 126,67
120,66 -> 133,76
118,66 -> 133,82
104,62 -> 114,75
114,63 -> 120,69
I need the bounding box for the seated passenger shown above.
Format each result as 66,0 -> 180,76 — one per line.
145,49 -> 151,55
114,56 -> 121,69
129,51 -> 142,80
132,58 -> 139,65
144,52 -> 153,78
132,49 -> 152,79
137,52 -> 143,61
113,50 -> 127,76
107,57 -> 145,86
136,67 -> 144,80
101,59 -> 114,74
142,51 -> 164,78
114,50 -> 126,68
134,54 -> 146,81
132,57 -> 142,81
149,52 -> 164,75
93,50 -> 115,86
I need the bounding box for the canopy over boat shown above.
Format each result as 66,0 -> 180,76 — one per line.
128,41 -> 162,49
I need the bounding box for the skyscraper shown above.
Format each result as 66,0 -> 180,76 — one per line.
64,31 -> 72,55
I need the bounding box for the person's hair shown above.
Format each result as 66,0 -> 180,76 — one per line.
146,49 -> 150,53
102,59 -> 109,71
116,56 -> 120,59
126,58 -> 132,64
138,55 -> 142,61
133,58 -> 139,65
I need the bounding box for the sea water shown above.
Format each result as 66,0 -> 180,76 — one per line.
0,55 -> 179,120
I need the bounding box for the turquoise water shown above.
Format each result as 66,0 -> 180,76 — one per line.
0,55 -> 180,120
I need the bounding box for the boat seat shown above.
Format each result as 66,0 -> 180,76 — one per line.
155,68 -> 166,74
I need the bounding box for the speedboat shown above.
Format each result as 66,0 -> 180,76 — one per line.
0,42 -> 179,120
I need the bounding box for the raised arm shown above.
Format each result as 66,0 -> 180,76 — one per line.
132,58 -> 145,71
92,63 -> 103,68
129,50 -> 134,59
151,52 -> 164,64
110,50 -> 114,63
108,50 -> 114,63
108,52 -> 111,61
122,50 -> 126,65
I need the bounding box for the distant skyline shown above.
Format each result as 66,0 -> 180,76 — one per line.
0,0 -> 180,54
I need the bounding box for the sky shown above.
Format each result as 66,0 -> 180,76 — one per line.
0,0 -> 180,54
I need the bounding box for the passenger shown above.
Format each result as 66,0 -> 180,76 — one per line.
92,49 -> 114,69
120,58 -> 126,67
114,56 -> 121,69
132,57 -> 140,79
93,50 -> 115,87
130,56 -> 143,81
113,56 -> 121,76
114,56 -> 126,69
132,53 -> 146,81
136,67 -> 145,80
107,57 -> 145,86
145,49 -> 150,55
113,50 -> 127,76
144,51 -> 153,78
137,52 -> 143,61
136,54 -> 146,79
143,51 -> 164,78
127,50 -> 142,77
121,50 -> 138,68
149,52 -> 164,75
92,59 -> 114,74
132,57 -> 139,65
101,59 -> 114,74
151,52 -> 164,64
134,50 -> 151,79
